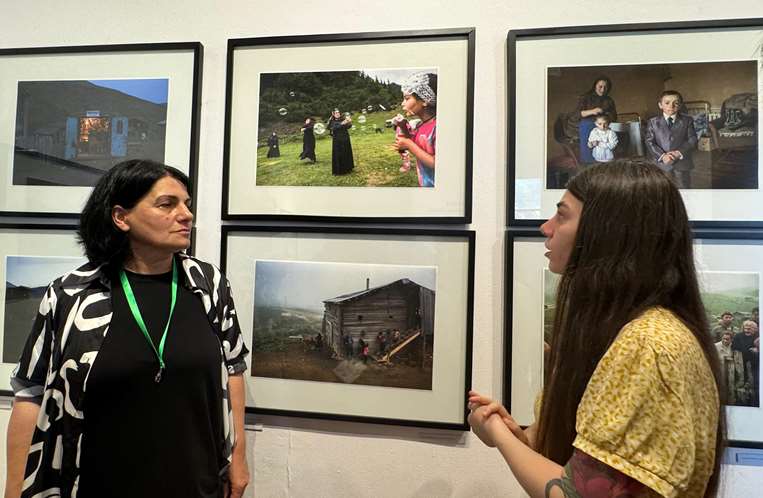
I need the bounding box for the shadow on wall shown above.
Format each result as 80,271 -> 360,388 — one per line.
409,479 -> 452,497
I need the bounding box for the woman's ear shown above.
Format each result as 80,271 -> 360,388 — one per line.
112,205 -> 130,233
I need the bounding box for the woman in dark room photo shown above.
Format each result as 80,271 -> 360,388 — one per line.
469,159 -> 724,498
5,159 -> 250,498
560,75 -> 618,164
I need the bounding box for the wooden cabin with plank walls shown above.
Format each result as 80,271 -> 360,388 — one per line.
322,278 -> 435,359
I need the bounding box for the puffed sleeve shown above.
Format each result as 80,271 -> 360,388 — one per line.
10,284 -> 57,403
217,271 -> 249,375
572,318 -> 713,498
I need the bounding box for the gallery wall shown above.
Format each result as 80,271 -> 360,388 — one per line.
1,1 -> 762,497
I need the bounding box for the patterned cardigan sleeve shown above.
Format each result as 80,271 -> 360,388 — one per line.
10,283 -> 58,403
216,269 -> 249,375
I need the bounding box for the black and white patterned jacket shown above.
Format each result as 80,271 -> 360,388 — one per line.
11,253 -> 249,497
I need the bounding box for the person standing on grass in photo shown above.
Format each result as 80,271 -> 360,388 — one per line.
468,159 -> 724,498
645,90 -> 697,189
299,117 -> 316,163
267,131 -> 280,158
328,109 -> 354,175
391,72 -> 437,187
587,114 -> 618,162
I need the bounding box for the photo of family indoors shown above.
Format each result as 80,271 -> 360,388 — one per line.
547,61 -> 758,190
543,270 -> 760,407
3,255 -> 85,363
13,78 -> 169,187
251,260 -> 436,390
255,68 -> 437,188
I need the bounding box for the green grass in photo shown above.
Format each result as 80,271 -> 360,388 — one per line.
256,112 -> 421,187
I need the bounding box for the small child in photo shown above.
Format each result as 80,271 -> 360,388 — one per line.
587,114 -> 618,162
645,90 -> 698,188
391,114 -> 412,172
391,71 -> 437,187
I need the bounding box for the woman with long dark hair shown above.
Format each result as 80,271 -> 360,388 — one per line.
469,159 -> 724,497
6,159 -> 250,498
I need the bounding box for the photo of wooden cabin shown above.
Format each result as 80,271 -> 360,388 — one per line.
252,260 -> 437,389
322,278 -> 434,360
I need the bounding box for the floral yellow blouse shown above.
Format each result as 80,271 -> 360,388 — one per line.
572,307 -> 719,497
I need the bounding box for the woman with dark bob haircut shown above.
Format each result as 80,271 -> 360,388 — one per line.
6,159 -> 250,498
469,159 -> 724,497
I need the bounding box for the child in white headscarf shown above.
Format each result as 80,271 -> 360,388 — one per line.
391,72 -> 437,187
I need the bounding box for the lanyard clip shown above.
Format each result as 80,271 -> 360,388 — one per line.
155,366 -> 164,383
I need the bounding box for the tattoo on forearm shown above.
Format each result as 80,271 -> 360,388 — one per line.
544,449 -> 644,498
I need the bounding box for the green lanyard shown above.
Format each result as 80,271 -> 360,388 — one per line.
119,259 -> 178,383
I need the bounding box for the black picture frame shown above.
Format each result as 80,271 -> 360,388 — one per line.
507,19 -> 763,228
504,228 -> 763,447
221,225 -> 475,430
222,28 -> 475,224
0,42 -> 203,219
0,223 -> 82,395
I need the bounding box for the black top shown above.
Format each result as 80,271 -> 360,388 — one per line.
79,269 -> 224,498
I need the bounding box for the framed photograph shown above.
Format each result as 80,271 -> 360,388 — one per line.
506,230 -> 763,446
223,28 -> 474,223
221,226 -> 475,429
0,42 -> 202,217
508,19 -> 763,227
0,224 -> 85,395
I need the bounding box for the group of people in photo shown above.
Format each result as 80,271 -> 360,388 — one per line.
265,71 -> 438,186
713,308 -> 760,406
337,328 -> 409,363
559,75 -> 701,188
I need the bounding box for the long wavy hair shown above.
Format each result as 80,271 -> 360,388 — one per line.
535,159 -> 725,496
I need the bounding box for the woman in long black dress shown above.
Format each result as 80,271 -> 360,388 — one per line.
328,109 -> 354,175
299,117 -> 316,163
266,131 -> 280,158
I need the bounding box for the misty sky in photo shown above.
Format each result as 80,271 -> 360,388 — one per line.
6,255 -> 86,288
699,271 -> 759,294
361,68 -> 437,85
254,259 -> 436,311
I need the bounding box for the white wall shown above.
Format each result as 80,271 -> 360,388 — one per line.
1,1 -> 762,496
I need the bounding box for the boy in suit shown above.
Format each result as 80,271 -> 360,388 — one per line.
645,90 -> 697,188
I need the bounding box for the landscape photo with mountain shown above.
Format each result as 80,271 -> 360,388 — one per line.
13,78 -> 169,186
3,255 -> 86,363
